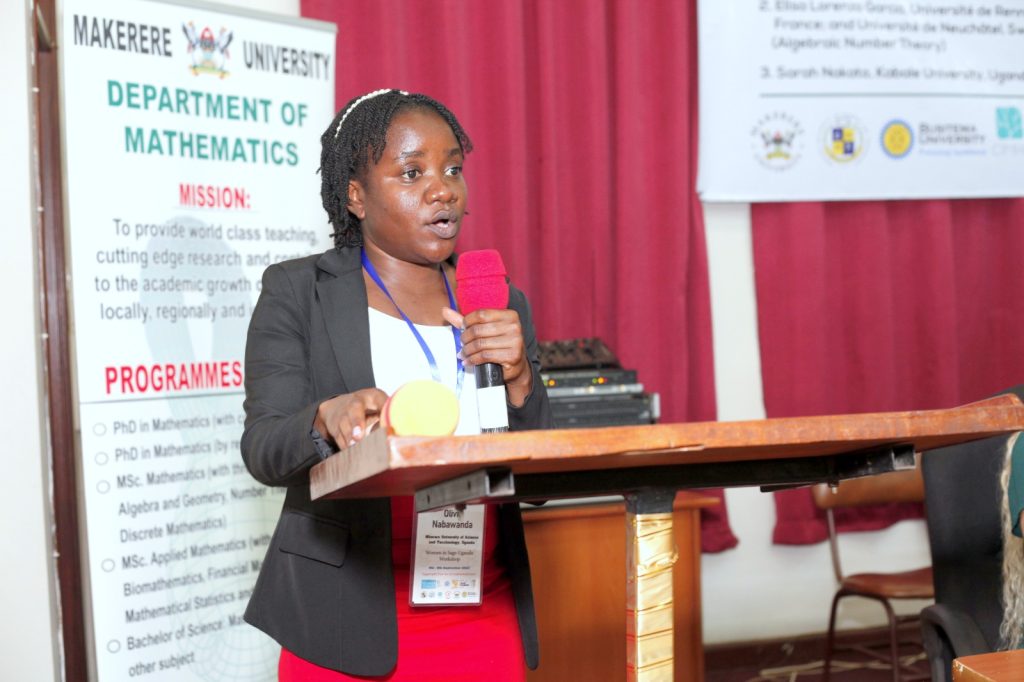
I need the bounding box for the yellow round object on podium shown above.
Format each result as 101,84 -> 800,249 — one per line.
382,380 -> 460,436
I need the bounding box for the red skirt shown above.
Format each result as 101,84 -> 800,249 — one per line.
278,497 -> 524,681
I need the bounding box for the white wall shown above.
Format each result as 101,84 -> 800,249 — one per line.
0,2 -> 60,681
227,0 -> 298,16
701,203 -> 932,643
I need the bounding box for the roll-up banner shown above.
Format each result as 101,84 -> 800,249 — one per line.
57,0 -> 335,679
697,0 -> 1024,202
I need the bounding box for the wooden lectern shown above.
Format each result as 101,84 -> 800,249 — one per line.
953,649 -> 1024,681
311,394 -> 1024,681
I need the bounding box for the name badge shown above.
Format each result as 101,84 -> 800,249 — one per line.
410,504 -> 485,606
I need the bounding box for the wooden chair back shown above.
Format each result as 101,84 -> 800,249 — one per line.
811,458 -> 925,583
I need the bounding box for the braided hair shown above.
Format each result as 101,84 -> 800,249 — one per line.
320,89 -> 473,249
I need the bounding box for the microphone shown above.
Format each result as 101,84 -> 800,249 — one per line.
455,250 -> 510,434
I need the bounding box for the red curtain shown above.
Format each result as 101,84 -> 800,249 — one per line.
301,0 -> 736,551
752,198 -> 1024,544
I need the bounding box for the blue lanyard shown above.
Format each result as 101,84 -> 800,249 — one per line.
361,249 -> 464,398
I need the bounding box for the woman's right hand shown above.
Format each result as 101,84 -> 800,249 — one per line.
313,388 -> 389,448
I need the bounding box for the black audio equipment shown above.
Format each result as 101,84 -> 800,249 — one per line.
538,339 -> 658,429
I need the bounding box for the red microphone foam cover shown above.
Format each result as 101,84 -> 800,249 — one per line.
455,249 -> 509,314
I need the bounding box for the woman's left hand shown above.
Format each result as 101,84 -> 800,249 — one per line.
442,307 -> 533,407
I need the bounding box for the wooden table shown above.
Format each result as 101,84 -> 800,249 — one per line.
311,395 -> 1024,503
311,394 -> 1024,681
953,649 -> 1024,681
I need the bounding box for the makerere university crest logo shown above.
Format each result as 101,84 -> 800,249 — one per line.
182,22 -> 233,78
750,112 -> 804,171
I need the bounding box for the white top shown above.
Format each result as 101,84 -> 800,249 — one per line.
367,307 -> 481,436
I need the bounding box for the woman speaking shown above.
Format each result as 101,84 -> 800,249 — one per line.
240,89 -> 551,681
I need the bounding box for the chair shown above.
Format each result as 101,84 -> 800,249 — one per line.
812,465 -> 933,682
919,385 -> 1024,682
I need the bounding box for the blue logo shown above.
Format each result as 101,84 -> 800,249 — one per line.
421,579 -> 437,589
997,107 -> 1022,139
820,115 -> 866,163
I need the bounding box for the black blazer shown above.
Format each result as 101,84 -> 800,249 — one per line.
241,246 -> 551,676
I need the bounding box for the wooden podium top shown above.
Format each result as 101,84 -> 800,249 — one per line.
310,394 -> 1024,502
953,649 -> 1024,681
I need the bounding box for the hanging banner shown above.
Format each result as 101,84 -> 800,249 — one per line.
58,0 -> 335,679
697,0 -> 1024,202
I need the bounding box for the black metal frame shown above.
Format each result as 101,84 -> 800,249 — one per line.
415,443 -> 916,512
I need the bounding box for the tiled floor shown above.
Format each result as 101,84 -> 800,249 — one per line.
706,624 -> 930,682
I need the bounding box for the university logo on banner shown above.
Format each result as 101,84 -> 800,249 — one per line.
997,107 -> 1023,140
821,115 -> 866,164
182,21 -> 233,78
750,111 -> 804,171
880,120 -> 914,159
